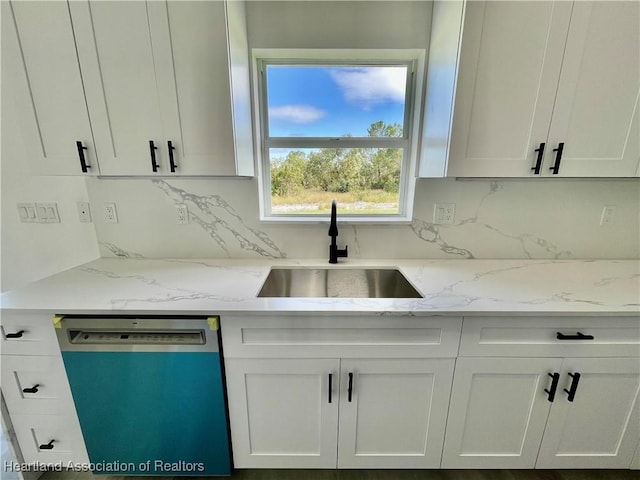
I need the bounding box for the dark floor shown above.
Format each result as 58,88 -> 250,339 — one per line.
38,469 -> 640,480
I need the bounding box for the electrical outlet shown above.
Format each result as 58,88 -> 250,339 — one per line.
77,202 -> 92,223
600,205 -> 616,226
104,203 -> 118,224
175,204 -> 189,225
434,203 -> 456,224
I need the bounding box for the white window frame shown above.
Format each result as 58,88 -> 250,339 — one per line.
251,49 -> 426,223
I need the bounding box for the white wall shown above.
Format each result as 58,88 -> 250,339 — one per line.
0,73 -> 100,293
246,1 -> 432,49
85,176 -> 639,260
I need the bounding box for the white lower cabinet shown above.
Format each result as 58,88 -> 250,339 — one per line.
337,358 -> 454,468
225,358 -> 339,468
10,413 -> 88,465
225,357 -> 455,469
442,357 -> 561,468
536,357 -> 640,468
0,312 -> 90,465
443,356 -> 640,469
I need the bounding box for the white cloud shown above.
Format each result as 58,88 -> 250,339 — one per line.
329,67 -> 406,109
270,105 -> 326,124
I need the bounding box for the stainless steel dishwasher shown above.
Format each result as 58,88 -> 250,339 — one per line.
56,316 -> 230,476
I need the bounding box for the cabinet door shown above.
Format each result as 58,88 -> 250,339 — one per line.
447,1 -> 572,177
338,358 -> 454,468
441,357 -> 562,468
3,0 -> 96,175
70,0 -> 165,175
546,2 -> 640,177
631,440 -> 640,470
224,358 -> 339,468
537,357 -> 640,468
147,1 -> 237,176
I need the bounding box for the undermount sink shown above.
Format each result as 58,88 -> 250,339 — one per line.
257,268 -> 423,299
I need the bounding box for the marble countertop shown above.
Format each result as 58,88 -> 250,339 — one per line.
1,258 -> 638,315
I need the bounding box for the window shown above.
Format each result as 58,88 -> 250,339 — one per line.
254,50 -> 424,221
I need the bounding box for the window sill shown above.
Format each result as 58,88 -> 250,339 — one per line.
259,214 -> 414,225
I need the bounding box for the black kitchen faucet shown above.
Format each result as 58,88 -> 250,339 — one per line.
328,200 -> 348,264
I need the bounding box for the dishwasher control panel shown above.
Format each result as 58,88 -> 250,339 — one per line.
68,329 -> 206,345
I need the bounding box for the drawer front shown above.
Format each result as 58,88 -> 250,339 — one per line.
2,355 -> 73,415
10,413 -> 89,465
459,316 -> 640,357
221,315 -> 462,358
1,312 -> 59,355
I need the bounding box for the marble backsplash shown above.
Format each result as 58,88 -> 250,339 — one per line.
85,177 -> 640,260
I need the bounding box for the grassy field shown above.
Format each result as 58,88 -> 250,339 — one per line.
271,189 -> 399,214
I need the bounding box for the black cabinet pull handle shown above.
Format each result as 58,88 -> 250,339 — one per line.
168,140 -> 177,173
549,142 -> 564,174
557,332 -> 594,341
348,372 -> 354,402
149,140 -> 159,172
76,141 -> 90,173
564,372 -> 581,402
22,384 -> 40,394
531,142 -> 545,175
544,373 -> 560,402
328,373 -> 332,404
39,439 -> 55,450
5,330 -> 25,339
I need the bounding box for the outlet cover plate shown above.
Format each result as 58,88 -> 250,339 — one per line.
104,203 -> 118,223
77,202 -> 92,223
176,204 -> 189,224
434,203 -> 455,224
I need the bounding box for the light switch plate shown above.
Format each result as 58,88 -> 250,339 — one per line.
17,203 -> 37,223
35,203 -> 60,223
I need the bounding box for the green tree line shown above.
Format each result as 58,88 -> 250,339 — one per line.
271,121 -> 402,197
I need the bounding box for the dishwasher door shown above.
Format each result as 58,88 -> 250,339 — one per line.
57,316 -> 230,476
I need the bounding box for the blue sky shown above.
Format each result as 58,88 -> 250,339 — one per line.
266,65 -> 407,138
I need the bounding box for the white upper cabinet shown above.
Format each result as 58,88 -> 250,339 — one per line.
5,0 -> 253,177
546,2 -> 640,177
444,1 -> 640,178
150,1 -> 237,176
70,1 -> 164,176
3,1 -> 96,175
70,0 -> 253,176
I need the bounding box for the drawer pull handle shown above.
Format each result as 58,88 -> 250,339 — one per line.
348,372 -> 354,402
76,141 -> 90,173
39,439 -> 55,450
168,140 -> 177,172
22,384 -> 40,394
531,142 -> 545,174
149,140 -> 159,172
328,373 -> 332,404
549,142 -> 564,174
544,373 -> 560,402
556,332 -> 594,341
5,330 -> 25,339
563,372 -> 581,402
